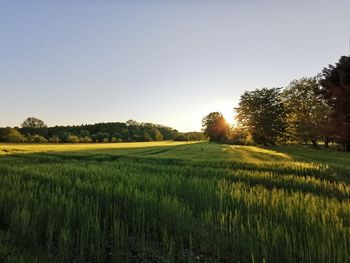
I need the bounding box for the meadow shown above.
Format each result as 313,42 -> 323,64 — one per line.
0,142 -> 349,262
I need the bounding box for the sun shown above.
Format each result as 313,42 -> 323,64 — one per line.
219,103 -> 235,125
201,99 -> 237,126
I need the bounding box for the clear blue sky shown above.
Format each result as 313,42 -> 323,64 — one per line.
1,0 -> 349,132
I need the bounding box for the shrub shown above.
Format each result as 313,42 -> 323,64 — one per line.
27,134 -> 48,143
0,128 -> 25,143
80,136 -> 92,143
228,127 -> 251,145
174,134 -> 188,141
49,135 -> 60,144
66,135 -> 80,143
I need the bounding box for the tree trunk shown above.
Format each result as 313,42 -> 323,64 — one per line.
324,137 -> 330,148
345,142 -> 350,152
311,138 -> 317,147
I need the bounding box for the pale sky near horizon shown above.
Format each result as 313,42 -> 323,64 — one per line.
1,0 -> 349,132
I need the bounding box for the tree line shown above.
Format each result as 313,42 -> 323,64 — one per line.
2,55 -> 348,148
0,119 -> 205,144
202,55 -> 350,151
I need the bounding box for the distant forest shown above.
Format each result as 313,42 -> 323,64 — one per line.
0,119 -> 205,143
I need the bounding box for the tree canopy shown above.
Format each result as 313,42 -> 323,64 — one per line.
235,87 -> 286,145
320,56 -> 350,151
0,128 -> 25,143
21,117 -> 47,129
0,118 -> 187,144
202,112 -> 229,142
282,77 -> 330,146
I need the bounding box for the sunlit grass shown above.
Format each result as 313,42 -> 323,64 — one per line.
0,141 -> 192,155
226,145 -> 291,159
0,142 -> 349,262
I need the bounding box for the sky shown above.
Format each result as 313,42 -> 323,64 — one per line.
1,0 -> 349,132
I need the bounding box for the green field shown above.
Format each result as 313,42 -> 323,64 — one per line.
0,142 -> 350,262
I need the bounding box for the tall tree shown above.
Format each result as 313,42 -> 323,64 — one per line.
282,77 -> 330,146
202,112 -> 229,142
150,127 -> 163,141
21,117 -> 47,129
126,119 -> 140,127
143,131 -> 153,142
320,56 -> 350,151
21,117 -> 48,137
235,87 -> 286,145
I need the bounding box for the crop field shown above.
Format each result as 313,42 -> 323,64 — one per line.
0,142 -> 350,262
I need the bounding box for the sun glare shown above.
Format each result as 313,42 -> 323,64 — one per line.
201,99 -> 237,126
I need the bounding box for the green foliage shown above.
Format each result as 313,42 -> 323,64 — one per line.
20,120 -> 178,142
0,128 -> 25,143
235,87 -> 287,145
202,112 -> 229,142
126,119 -> 140,126
12,121 -> 179,144
0,143 -> 349,262
151,127 -> 163,141
21,117 -> 47,129
143,131 -> 153,142
80,136 -> 92,143
320,55 -> 350,151
95,132 -> 110,143
79,130 -> 90,137
186,132 -> 206,141
282,77 -> 330,145
27,134 -> 48,143
66,135 -> 80,143
173,134 -> 188,141
228,127 -> 252,145
48,135 -> 60,144
174,132 -> 206,141
20,117 -> 48,138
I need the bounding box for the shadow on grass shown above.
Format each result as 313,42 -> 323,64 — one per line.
1,143 -> 349,201
270,145 -> 350,182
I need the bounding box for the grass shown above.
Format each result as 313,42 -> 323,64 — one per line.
0,142 -> 349,262
0,141 -> 192,155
